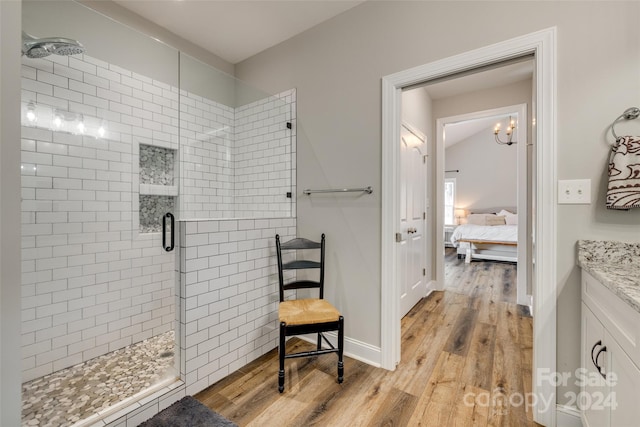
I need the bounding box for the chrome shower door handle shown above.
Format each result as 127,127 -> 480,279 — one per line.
162,212 -> 175,252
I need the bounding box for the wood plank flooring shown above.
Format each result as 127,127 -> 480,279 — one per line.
196,249 -> 541,426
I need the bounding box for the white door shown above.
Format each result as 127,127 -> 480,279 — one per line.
399,123 -> 427,318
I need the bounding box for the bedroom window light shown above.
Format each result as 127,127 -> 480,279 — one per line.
444,178 -> 456,225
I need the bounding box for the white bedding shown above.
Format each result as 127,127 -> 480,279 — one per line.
450,224 -> 518,247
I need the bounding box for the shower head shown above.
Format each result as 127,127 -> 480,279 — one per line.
22,32 -> 85,59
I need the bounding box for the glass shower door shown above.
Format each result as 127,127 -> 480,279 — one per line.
20,1 -> 180,425
178,53 -> 294,221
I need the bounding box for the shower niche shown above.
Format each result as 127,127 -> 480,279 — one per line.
139,143 -> 178,233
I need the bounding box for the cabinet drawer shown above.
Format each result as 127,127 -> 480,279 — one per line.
582,271 -> 640,370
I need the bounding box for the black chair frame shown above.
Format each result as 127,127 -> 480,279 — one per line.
275,233 -> 344,393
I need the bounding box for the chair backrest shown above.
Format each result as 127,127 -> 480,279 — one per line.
275,234 -> 325,302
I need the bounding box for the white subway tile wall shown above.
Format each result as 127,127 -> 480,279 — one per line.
21,51 -> 296,391
22,92 -> 176,383
234,90 -> 295,218
178,88 -> 294,220
178,94 -> 235,219
178,218 -> 296,396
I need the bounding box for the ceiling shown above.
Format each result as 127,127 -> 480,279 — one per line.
113,0 -> 365,64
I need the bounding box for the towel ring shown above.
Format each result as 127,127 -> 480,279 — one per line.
610,107 -> 640,140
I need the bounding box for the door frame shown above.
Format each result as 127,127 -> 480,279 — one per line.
381,27 -> 557,426
435,103 -> 528,307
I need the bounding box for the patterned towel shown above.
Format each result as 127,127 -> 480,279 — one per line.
607,136 -> 640,209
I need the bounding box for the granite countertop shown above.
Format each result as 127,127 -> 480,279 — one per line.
577,240 -> 640,314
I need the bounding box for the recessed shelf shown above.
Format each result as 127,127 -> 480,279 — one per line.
140,195 -> 175,234
140,144 -> 176,186
138,144 -> 178,233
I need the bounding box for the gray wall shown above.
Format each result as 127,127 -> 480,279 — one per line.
235,0 -> 640,404
23,0 -> 181,87
432,80 -> 533,140
78,0 -> 271,108
78,0 -> 233,76
445,127 -> 518,212
438,79 -> 533,212
24,1 -> 243,107
1,2 -> 23,425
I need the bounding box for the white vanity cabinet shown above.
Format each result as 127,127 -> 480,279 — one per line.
581,270 -> 640,427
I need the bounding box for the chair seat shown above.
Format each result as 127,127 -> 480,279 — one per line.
279,298 -> 341,326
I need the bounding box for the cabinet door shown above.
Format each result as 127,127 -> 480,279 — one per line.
582,303 -> 609,427
608,333 -> 640,427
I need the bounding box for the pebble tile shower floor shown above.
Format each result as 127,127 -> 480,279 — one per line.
22,331 -> 176,427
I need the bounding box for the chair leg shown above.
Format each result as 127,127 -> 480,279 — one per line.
337,316 -> 344,384
317,332 -> 322,350
279,322 -> 286,393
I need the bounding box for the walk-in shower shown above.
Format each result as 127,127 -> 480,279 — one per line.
21,1 -> 295,426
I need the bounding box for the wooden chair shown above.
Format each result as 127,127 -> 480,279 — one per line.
275,233 -> 344,393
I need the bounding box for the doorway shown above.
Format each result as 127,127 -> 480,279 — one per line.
435,103 -> 530,307
381,28 -> 557,426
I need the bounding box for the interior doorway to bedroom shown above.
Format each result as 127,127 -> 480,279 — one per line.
395,59 -> 537,423
401,60 -> 534,310
437,104 -> 530,307
382,28 -> 557,426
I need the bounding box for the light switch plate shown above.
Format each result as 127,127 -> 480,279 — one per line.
558,179 -> 591,204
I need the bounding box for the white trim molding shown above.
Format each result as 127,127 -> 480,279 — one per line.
381,27 -> 557,426
557,405 -> 583,427
298,333 -> 382,368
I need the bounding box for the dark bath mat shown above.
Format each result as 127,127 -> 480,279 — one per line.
138,396 -> 237,427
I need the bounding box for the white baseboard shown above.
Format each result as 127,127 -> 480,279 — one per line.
556,404 -> 583,427
518,293 -> 533,307
297,333 -> 381,367
426,280 -> 438,293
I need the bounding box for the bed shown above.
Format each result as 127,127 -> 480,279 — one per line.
450,210 -> 518,263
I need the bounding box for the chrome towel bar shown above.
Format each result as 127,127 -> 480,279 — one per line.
303,186 -> 373,195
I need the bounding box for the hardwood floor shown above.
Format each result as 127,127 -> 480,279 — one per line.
196,249 -> 540,426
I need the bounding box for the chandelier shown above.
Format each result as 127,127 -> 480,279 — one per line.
494,116 -> 517,146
